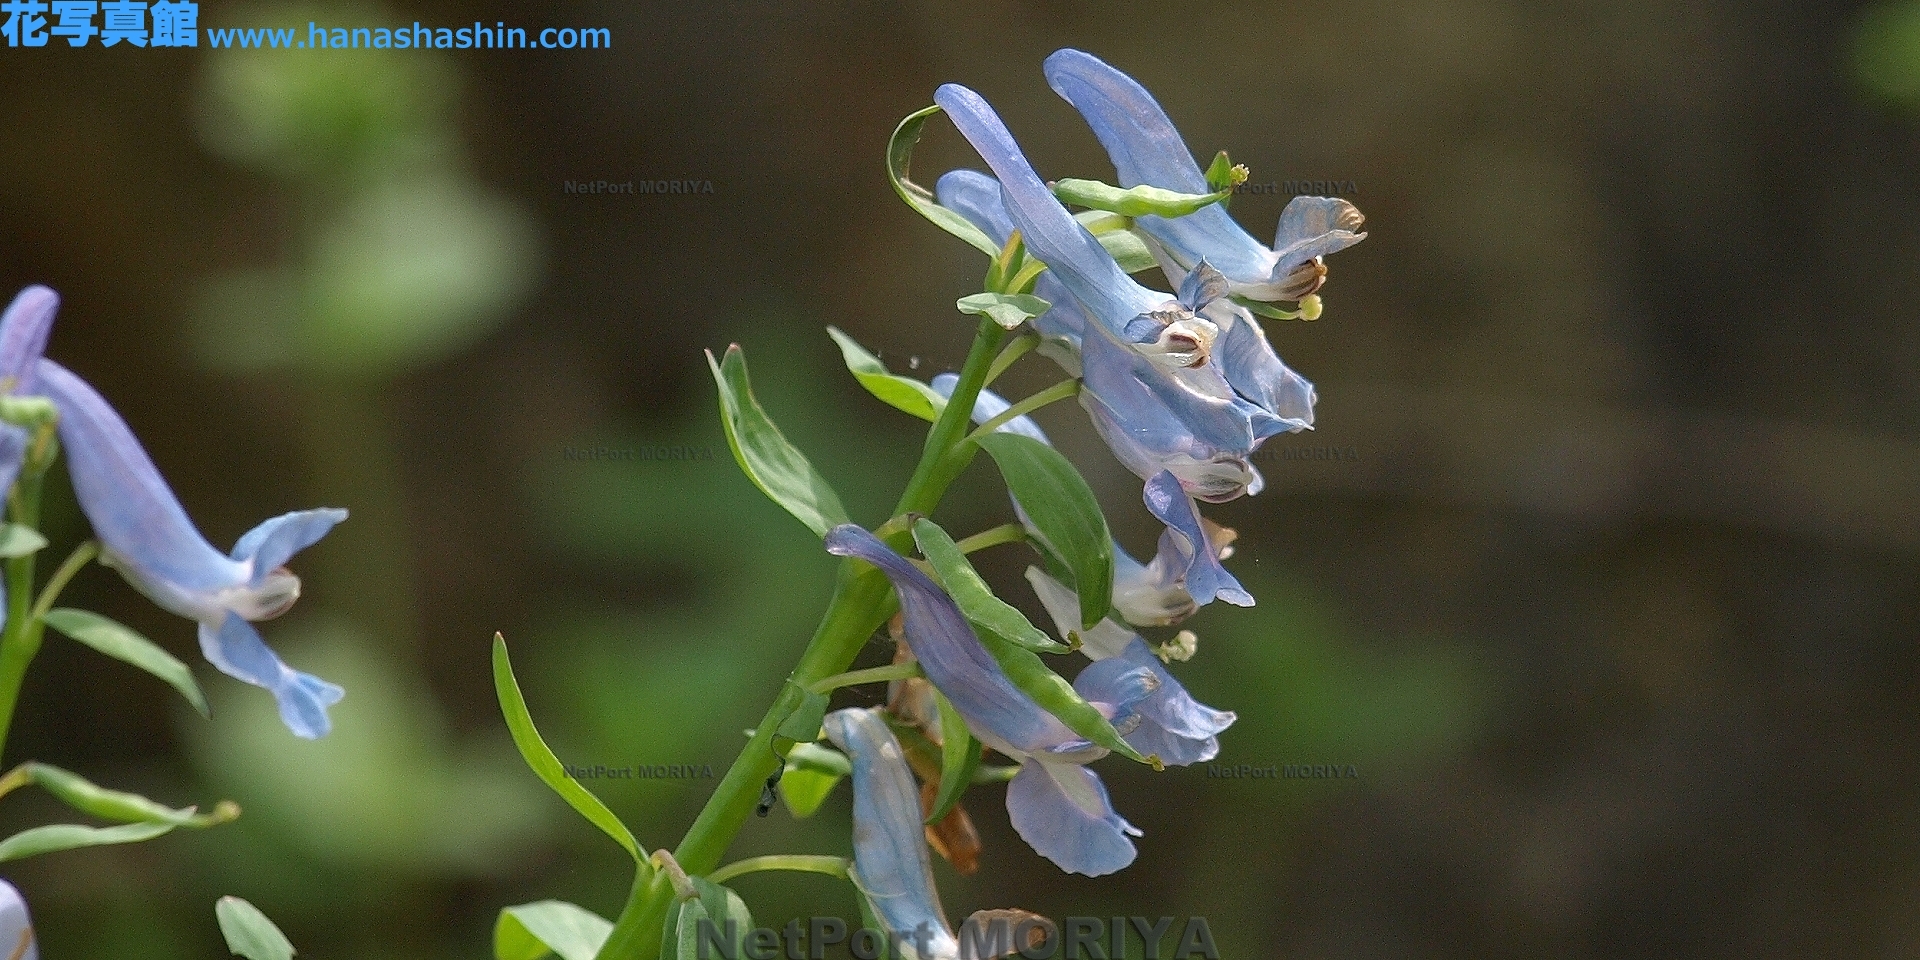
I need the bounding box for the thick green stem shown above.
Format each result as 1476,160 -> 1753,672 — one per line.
0,467 -> 48,763
595,319 -> 1008,960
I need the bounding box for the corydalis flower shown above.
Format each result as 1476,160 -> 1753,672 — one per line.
823,707 -> 962,960
0,879 -> 35,960
1043,48 -> 1366,305
0,287 -> 57,514
825,524 -> 1153,877
33,360 -> 347,739
929,375 -> 1249,620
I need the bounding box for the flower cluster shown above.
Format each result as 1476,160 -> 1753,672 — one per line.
805,48 -> 1366,944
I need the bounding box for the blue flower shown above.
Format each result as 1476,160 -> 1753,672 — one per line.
0,286 -> 59,512
929,376 -> 1249,620
825,524 -> 1151,876
1027,569 -> 1235,767
0,878 -> 37,960
928,91 -> 1309,502
823,707 -> 960,960
34,359 -> 347,739
1042,48 -> 1366,305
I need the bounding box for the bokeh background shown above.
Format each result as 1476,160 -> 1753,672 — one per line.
2,0 -> 1919,956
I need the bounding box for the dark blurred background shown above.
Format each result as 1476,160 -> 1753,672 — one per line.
2,0 -> 1918,956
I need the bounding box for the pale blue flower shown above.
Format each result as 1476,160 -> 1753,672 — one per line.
1042,48 -> 1366,304
35,360 -> 347,739
0,879 -> 37,960
823,707 -> 959,960
0,286 -> 59,513
824,524 -> 1151,876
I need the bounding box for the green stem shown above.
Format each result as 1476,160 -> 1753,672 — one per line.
30,541 -> 98,622
708,855 -> 850,887
953,523 -> 1027,555
0,464 -> 48,763
983,333 -> 1038,386
596,318 -> 1010,960
807,663 -> 921,696
964,379 -> 1080,444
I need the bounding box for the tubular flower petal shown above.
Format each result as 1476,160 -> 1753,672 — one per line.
0,879 -> 37,960
824,708 -> 962,960
35,360 -> 347,739
1141,469 -> 1252,608
1042,48 -> 1366,303
823,525 -> 1149,875
0,286 -> 61,526
1030,567 -> 1235,767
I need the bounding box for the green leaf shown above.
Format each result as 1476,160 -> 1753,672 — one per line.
956,293 -> 1051,330
2,762 -> 237,828
973,433 -> 1113,629
0,820 -> 176,862
661,897 -> 703,960
0,525 -> 47,559
494,901 -> 613,960
1091,227 -> 1158,274
925,690 -> 981,825
707,345 -> 851,539
216,896 -> 296,960
1052,177 -> 1230,219
492,635 -> 641,862
778,765 -> 842,819
783,741 -> 852,777
887,105 -> 1000,257
911,519 -> 1068,654
825,327 -> 947,423
973,627 -> 1150,765
41,607 -> 209,717
664,879 -> 751,960
775,688 -> 830,748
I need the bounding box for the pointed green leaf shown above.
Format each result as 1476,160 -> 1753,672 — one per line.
1052,177 -> 1230,218
778,765 -> 842,819
0,820 -> 176,862
826,327 -> 948,422
494,901 -> 613,960
707,345 -> 851,539
888,105 -> 1000,257
664,879 -> 750,960
925,690 -> 981,825
1075,216 -> 1159,276
911,519 -> 1068,654
973,627 -> 1149,765
661,897 -> 704,960
0,525 -> 47,559
2,762 -> 236,828
41,608 -> 209,717
492,635 -> 641,862
216,896 -> 295,960
973,433 -> 1113,629
956,293 -> 1051,330
775,688 -> 830,751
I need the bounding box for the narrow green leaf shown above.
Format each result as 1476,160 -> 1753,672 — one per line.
216,896 -> 295,960
1052,177 -> 1231,218
784,741 -> 852,777
973,628 -> 1149,765
707,345 -> 851,539
956,292 -> 1051,330
1087,224 -> 1158,274
0,820 -> 175,862
6,762 -> 236,828
41,608 -> 209,717
888,105 -> 1001,257
664,879 -> 750,960
492,635 -> 641,862
926,690 -> 981,825
826,327 -> 948,422
662,898 -> 703,960
974,434 -> 1113,629
778,765 -> 842,819
0,525 -> 47,559
775,689 -> 830,747
911,519 -> 1067,654
494,901 -> 613,960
